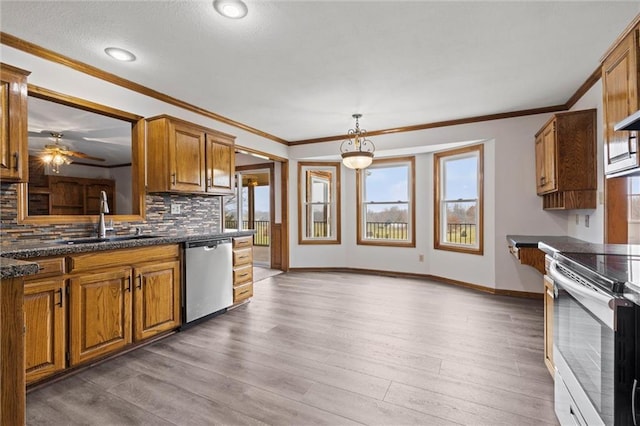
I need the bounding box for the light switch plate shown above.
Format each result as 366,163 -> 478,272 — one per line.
171,203 -> 180,214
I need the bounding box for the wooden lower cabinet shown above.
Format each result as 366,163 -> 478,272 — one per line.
23,245 -> 182,384
543,274 -> 554,376
232,236 -> 254,303
133,260 -> 181,341
69,268 -> 132,366
24,278 -> 66,383
67,245 -> 181,366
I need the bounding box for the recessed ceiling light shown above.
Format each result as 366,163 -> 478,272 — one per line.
104,47 -> 136,62
213,0 -> 248,19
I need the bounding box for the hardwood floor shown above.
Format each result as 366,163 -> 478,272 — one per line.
27,271 -> 557,425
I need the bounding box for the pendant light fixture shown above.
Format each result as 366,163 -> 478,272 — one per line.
340,114 -> 375,170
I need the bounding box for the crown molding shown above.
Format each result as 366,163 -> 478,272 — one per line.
0,32 -> 288,145
2,31 -> 603,148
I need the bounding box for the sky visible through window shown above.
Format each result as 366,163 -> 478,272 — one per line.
444,155 -> 477,200
365,165 -> 408,202
251,157 -> 476,216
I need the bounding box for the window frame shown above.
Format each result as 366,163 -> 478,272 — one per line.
356,156 -> 416,247
433,144 -> 484,255
297,161 -> 341,245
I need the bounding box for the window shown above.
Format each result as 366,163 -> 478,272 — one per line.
298,162 -> 341,244
434,144 -> 484,254
357,157 -> 415,247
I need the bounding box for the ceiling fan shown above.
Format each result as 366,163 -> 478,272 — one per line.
40,132 -> 105,173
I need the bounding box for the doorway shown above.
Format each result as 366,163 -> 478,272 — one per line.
224,164 -> 274,268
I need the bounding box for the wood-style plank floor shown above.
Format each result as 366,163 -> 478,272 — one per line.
27,271 -> 558,425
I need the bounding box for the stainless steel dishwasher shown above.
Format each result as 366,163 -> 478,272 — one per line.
183,238 -> 233,324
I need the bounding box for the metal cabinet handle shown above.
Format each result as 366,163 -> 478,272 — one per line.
238,289 -> 249,295
633,378 -> 638,426
125,276 -> 131,292
239,272 -> 249,277
171,173 -> 177,186
13,152 -> 18,171
207,177 -> 212,188
56,288 -> 63,307
136,274 -> 142,290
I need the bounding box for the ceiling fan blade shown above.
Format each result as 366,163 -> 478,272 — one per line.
67,150 -> 106,162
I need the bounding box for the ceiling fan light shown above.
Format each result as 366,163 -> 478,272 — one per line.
53,154 -> 66,166
213,0 -> 248,19
41,153 -> 53,164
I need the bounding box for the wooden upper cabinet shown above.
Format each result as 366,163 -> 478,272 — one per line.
206,132 -> 235,194
534,109 -> 597,209
602,23 -> 640,177
0,63 -> 30,182
146,115 -> 235,195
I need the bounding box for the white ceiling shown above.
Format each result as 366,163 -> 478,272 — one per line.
1,1 -> 639,143
27,97 -> 133,166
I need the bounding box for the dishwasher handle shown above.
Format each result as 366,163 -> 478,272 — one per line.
185,238 -> 231,249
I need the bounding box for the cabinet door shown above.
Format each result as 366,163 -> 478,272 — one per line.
49,177 -> 85,215
0,65 -> 29,181
69,268 -> 132,366
133,260 -> 181,341
603,26 -> 640,175
535,134 -> 546,194
206,133 -> 235,194
543,275 -> 554,376
24,278 -> 66,384
169,122 -> 206,192
541,123 -> 557,193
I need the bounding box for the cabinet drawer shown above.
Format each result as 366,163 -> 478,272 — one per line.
233,282 -> 253,303
233,236 -> 253,249
233,265 -> 253,285
233,248 -> 253,266
69,245 -> 179,273
26,257 -> 66,280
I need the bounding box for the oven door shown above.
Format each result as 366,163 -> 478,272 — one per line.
550,260 -> 615,425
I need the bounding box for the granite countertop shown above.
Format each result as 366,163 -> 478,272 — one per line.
506,235 -> 587,249
1,229 -> 255,279
0,258 -> 40,279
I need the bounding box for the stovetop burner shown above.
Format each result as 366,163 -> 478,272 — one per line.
555,252 -> 640,293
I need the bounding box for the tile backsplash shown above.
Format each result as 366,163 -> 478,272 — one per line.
0,184 -> 222,244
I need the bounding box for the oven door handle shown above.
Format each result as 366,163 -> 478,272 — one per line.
548,260 -> 613,306
633,378 -> 638,426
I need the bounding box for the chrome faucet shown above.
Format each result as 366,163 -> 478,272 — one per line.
97,190 -> 111,238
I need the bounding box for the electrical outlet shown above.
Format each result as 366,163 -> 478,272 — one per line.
585,214 -> 590,228
170,203 -> 180,214
599,191 -> 604,205
418,254 -> 424,262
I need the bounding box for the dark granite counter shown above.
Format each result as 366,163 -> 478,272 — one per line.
506,235 -> 586,249
0,258 -> 39,279
1,230 -> 255,279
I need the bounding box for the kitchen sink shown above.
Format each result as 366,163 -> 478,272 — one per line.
54,235 -> 161,245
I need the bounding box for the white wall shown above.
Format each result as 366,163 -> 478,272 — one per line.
290,114 -> 570,293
